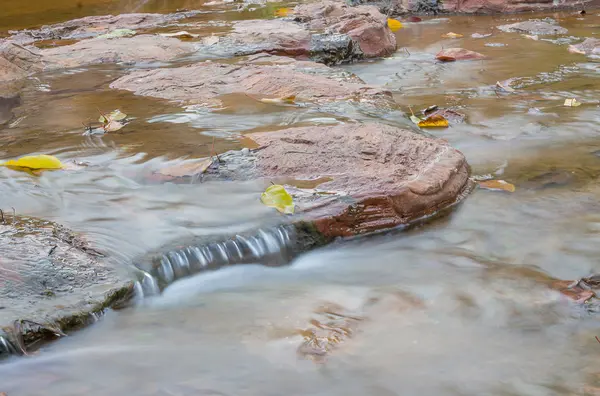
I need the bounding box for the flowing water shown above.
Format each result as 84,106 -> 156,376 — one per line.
1,0 -> 600,394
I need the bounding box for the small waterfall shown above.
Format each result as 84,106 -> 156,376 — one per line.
134,225 -> 294,297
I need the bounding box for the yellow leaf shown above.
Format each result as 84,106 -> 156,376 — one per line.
259,95 -> 296,106
442,32 -> 463,38
2,154 -> 64,170
99,109 -> 127,123
261,184 -> 295,214
564,98 -> 581,107
522,34 -> 539,41
478,179 -> 515,193
410,115 -> 422,125
418,114 -> 449,128
387,19 -> 403,32
275,7 -> 289,17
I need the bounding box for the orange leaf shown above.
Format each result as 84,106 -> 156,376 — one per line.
478,180 -> 515,193
275,7 -> 289,17
436,55 -> 456,62
418,114 -> 449,128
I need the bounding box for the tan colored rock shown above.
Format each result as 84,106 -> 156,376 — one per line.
436,48 -> 486,61
110,55 -> 395,108
441,0 -> 590,13
247,123 -> 472,236
41,35 -> 196,69
0,41 -> 43,97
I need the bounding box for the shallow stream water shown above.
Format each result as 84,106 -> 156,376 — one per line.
1,1 -> 600,394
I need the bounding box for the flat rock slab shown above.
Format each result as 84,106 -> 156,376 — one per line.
436,48 -> 486,61
41,35 -> 196,69
497,19 -> 567,35
212,123 -> 472,237
110,55 -> 396,108
199,1 -> 396,65
8,11 -> 201,45
568,38 -> 600,56
0,216 -> 133,356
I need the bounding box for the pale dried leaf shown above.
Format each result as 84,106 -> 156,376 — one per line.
157,158 -> 214,178
478,179 -> 516,193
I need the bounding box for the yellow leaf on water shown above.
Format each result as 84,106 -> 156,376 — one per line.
418,114 -> 449,128
99,109 -> 127,123
442,32 -> 463,38
478,179 -> 515,193
387,19 -> 403,32
564,98 -> 581,107
2,154 -> 64,170
261,184 -> 295,214
275,7 -> 290,17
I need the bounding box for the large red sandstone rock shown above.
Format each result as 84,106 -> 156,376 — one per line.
8,11 -> 200,44
295,1 -> 396,58
0,41 -> 43,97
110,55 -> 396,108
200,1 -> 396,65
41,35 -> 196,69
246,123 -> 472,236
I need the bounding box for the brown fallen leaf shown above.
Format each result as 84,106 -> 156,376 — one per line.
442,32 -> 464,38
259,94 -> 296,106
550,280 -> 596,303
156,158 -> 214,178
418,114 -> 449,128
436,55 -> 456,62
478,179 -> 516,192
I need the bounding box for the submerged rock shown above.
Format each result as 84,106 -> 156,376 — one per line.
0,216 -> 133,357
198,1 -> 396,65
497,19 -> 568,35
568,38 -> 600,56
8,11 -> 201,45
110,55 -> 396,108
364,0 -> 590,14
436,48 -> 486,61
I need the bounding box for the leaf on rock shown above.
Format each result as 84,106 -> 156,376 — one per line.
418,114 -> 449,128
97,29 -> 136,39
2,154 -> 64,170
405,16 -> 422,22
275,7 -> 290,17
157,158 -> 214,178
159,31 -> 199,39
387,19 -> 403,32
442,32 -> 463,38
261,184 -> 295,214
564,98 -> 581,107
478,179 -> 515,193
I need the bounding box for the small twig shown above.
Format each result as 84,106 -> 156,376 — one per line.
0,209 -> 4,224
11,207 -> 15,224
48,245 -> 57,256
408,105 -> 415,116
596,336 -> 600,344
404,47 -> 411,57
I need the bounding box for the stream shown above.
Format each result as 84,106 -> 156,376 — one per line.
1,0 -> 600,394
